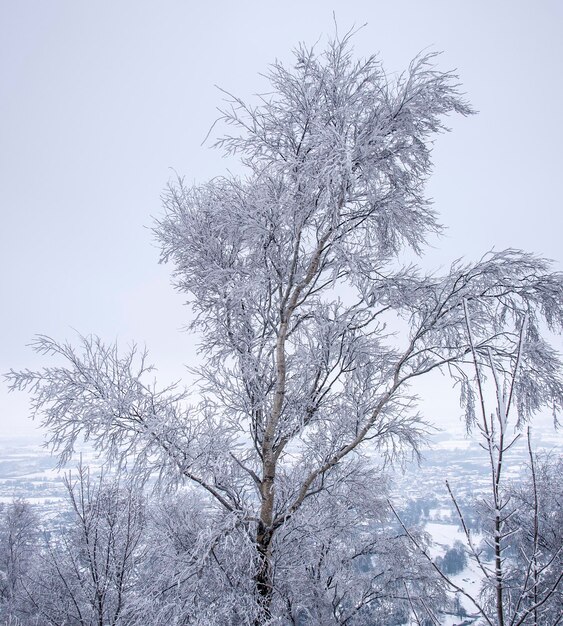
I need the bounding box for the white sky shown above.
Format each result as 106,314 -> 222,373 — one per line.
2,1 -> 563,440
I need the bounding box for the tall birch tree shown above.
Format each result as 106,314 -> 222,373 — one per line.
7,33 -> 563,623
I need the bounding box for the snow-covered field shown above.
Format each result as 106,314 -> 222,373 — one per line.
425,521 -> 486,625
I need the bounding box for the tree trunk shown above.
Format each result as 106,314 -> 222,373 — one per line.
254,463 -> 276,624
254,522 -> 273,624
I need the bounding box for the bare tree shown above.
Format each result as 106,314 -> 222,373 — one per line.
0,499 -> 39,623
138,491 -> 265,625
501,449 -> 563,625
26,465 -> 146,626
7,32 -> 563,623
394,306 -> 563,626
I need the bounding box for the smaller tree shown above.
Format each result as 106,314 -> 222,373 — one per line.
0,498 -> 39,623
138,490 -> 259,626
501,452 -> 563,625
27,465 -> 146,626
395,306 -> 563,626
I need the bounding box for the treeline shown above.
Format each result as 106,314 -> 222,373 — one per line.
0,454 -> 561,625
0,463 -> 442,625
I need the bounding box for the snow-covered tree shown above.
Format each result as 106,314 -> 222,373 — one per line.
26,466 -> 146,626
7,33 -> 563,623
0,499 -> 39,623
395,309 -> 563,626
502,450 -> 563,625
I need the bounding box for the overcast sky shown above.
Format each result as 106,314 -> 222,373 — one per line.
2,1 -> 563,440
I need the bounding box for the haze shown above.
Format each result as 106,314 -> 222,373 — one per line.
2,1 -> 562,439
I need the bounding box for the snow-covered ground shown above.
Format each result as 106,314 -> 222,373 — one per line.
424,521 -> 486,625
0,495 -> 65,504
